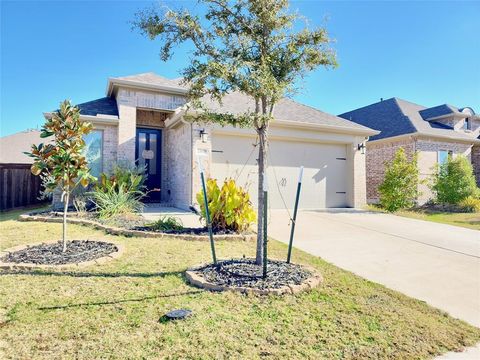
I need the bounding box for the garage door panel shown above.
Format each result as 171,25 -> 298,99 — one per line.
211,135 -> 348,209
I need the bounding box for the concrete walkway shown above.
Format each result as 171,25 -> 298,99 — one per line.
268,209 -> 480,359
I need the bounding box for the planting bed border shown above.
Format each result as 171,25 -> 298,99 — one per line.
0,240 -> 124,270
18,213 -> 255,242
185,262 -> 323,295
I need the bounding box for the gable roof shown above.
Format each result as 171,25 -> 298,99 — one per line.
339,98 -> 477,142
200,91 -> 375,133
106,72 -> 375,133
107,72 -> 187,96
0,129 -> 43,164
418,104 -> 459,120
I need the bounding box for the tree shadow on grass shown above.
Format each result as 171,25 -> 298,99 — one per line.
0,269 -> 184,279
38,290 -> 204,311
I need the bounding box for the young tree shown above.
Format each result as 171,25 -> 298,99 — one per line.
27,100 -> 96,252
378,148 -> 419,212
431,155 -> 479,205
134,0 -> 337,264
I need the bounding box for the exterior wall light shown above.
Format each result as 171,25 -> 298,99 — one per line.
199,129 -> 208,143
357,142 -> 366,154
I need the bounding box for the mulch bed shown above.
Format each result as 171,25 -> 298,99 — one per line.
133,226 -> 243,236
1,240 -> 118,265
192,259 -> 312,290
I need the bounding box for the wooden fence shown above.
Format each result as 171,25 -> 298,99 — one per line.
0,163 -> 48,212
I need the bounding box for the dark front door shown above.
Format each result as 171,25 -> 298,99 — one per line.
135,128 -> 162,202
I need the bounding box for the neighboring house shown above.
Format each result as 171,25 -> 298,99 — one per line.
44,72 -> 377,209
0,129 -> 47,211
339,98 -> 480,204
0,129 -> 42,164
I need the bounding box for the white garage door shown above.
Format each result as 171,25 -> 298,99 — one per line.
211,134 -> 348,209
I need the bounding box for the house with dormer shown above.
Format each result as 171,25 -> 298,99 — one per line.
43,72 -> 379,210
339,98 -> 480,204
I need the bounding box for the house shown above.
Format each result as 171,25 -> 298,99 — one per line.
0,129 -> 42,164
44,73 -> 378,209
339,98 -> 480,204
0,129 -> 48,211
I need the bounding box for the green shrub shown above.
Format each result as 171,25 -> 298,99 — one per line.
378,148 -> 419,212
148,216 -> 184,232
458,196 -> 480,213
95,164 -> 146,194
196,178 -> 256,233
89,183 -> 144,219
431,155 -> 479,205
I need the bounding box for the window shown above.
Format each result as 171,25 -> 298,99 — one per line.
83,130 -> 103,177
438,150 -> 453,165
463,118 -> 471,131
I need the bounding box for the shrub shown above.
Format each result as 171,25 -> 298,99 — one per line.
148,216 -> 184,232
378,148 -> 419,212
431,155 -> 479,205
196,178 -> 256,233
89,183 -> 144,219
95,164 -> 146,194
458,196 -> 480,213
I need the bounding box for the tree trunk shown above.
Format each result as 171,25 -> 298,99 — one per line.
255,127 -> 268,265
62,190 -> 69,253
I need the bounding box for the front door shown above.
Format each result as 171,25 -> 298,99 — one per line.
135,128 -> 162,202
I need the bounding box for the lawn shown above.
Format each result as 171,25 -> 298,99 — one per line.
367,205 -> 480,231
1,209 -> 479,359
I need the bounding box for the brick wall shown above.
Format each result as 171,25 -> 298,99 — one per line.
365,138 -> 415,203
164,122 -> 192,208
365,136 -> 474,205
470,145 -> 480,187
415,138 -> 472,203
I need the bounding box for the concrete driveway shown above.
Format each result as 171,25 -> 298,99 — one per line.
268,209 -> 480,328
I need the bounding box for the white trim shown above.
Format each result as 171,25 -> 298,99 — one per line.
367,132 -> 480,146
164,109 -> 378,136
107,78 -> 188,97
43,112 -> 119,126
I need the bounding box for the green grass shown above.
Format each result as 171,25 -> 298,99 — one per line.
1,209 -> 479,359
367,205 -> 480,231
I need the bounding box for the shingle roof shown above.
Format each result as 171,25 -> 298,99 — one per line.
108,73 -> 375,132
418,104 -> 461,120
339,98 -> 476,142
0,129 -> 43,164
201,91 -> 374,132
77,97 -> 118,117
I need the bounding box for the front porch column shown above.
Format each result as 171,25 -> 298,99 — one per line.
117,97 -> 137,166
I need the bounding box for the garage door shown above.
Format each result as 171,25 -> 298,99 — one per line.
211,134 -> 348,209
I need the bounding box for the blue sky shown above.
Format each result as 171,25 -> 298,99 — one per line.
1,0 -> 479,136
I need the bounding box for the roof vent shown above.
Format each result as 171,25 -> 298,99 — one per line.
380,98 -> 383,102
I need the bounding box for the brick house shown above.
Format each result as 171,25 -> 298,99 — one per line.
46,73 -> 378,210
339,98 -> 480,204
